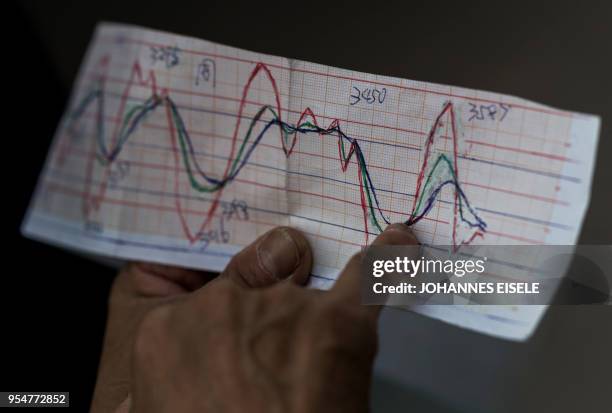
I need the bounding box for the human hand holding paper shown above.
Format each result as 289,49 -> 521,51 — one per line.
92,224 -> 417,413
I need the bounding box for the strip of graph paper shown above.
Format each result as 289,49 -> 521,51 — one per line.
22,23 -> 600,340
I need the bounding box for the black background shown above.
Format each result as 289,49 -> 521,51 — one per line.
3,1 -> 611,411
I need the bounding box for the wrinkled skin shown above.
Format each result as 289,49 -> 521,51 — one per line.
91,223 -> 418,413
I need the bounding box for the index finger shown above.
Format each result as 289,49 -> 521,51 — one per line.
330,223 -> 419,319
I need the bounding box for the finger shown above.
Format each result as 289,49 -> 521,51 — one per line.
127,262 -> 215,295
113,395 -> 130,413
330,223 -> 419,318
221,226 -> 313,288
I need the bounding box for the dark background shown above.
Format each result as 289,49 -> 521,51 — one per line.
3,1 -> 611,411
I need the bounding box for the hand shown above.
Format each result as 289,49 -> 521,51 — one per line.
91,225 -> 316,412
127,223 -> 417,413
90,262 -> 214,412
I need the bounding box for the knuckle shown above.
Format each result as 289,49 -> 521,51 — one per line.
265,282 -> 305,313
312,304 -> 351,338
202,278 -> 241,306
215,279 -> 241,303
270,280 -> 300,299
323,299 -> 366,322
132,304 -> 173,365
189,279 -> 244,326
308,302 -> 377,354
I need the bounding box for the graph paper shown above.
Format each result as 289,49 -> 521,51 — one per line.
23,23 -> 600,340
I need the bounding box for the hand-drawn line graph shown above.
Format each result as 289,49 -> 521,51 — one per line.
24,24 -> 600,340
58,55 -> 487,250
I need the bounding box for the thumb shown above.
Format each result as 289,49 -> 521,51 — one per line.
221,226 -> 313,288
331,223 -> 419,318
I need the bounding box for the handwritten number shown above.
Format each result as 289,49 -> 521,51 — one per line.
195,58 -> 216,88
150,46 -> 180,69
350,86 -> 387,106
468,102 -> 510,122
468,103 -> 480,121
109,161 -> 130,188
499,103 -> 510,121
349,86 -> 361,105
197,199 -> 249,250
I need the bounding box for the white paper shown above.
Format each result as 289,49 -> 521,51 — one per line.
23,23 -> 600,340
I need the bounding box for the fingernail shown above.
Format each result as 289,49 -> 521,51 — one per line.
373,222 -> 419,245
385,222 -> 413,233
256,227 -> 302,279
